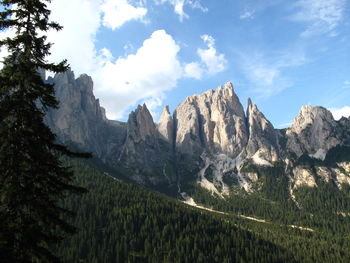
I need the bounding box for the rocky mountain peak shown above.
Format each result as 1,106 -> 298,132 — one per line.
216,82 -> 234,97
127,103 -> 157,143
157,105 -> 173,142
290,105 -> 334,134
175,83 -> 248,157
247,97 -> 253,108
120,103 -> 175,185
77,74 -> 93,94
52,67 -> 75,85
246,98 -> 279,163
46,69 -> 126,160
213,82 -> 245,118
286,105 -> 341,158
247,98 -> 258,117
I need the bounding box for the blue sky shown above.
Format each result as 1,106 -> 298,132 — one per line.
1,0 -> 350,127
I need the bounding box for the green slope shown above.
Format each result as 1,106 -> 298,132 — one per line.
53,142 -> 350,263
55,159 -> 296,263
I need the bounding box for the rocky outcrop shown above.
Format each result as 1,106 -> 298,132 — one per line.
118,104 -> 176,185
45,69 -> 126,161
245,98 -> 279,163
334,162 -> 350,188
286,106 -> 342,159
292,166 -> 317,189
127,104 -> 157,143
174,82 -> 248,157
292,162 -> 350,190
157,106 -> 173,143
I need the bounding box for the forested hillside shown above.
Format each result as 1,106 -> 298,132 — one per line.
55,159 -> 294,263
55,159 -> 350,262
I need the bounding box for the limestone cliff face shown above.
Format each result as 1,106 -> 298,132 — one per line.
286,106 -> 344,159
174,82 -> 248,157
46,69 -> 126,161
245,98 -> 279,163
118,104 -> 176,185
127,104 -> 157,143
283,106 -> 350,190
157,106 -> 173,143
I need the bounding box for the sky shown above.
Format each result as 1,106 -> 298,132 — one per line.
1,0 -> 350,127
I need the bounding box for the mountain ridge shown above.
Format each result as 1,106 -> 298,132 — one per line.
46,69 -> 350,198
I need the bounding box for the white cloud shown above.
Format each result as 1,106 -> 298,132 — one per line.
240,10 -> 255,20
93,30 -> 183,119
101,0 -> 147,30
291,0 -> 346,37
156,0 -> 207,21
184,62 -> 203,79
0,0 -> 215,120
47,0 -> 101,75
183,34 -> 227,79
46,1 -> 182,119
95,31 -> 226,118
197,34 -> 227,75
329,106 -> 350,120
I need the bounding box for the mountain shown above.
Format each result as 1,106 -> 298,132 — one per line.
46,70 -> 350,199
45,69 -> 127,163
48,70 -> 350,262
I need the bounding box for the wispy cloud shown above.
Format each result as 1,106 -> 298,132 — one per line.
291,0 -> 346,37
322,80 -> 350,108
188,0 -> 208,12
156,0 -> 207,21
240,10 -> 255,20
240,49 -> 307,97
277,121 -> 293,129
343,80 -> 350,87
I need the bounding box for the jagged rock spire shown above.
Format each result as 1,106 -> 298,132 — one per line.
157,105 -> 173,142
245,98 -> 279,163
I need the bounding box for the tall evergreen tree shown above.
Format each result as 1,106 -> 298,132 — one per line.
0,1 -> 89,262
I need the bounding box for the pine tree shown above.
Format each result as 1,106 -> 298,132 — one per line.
0,1 -> 89,262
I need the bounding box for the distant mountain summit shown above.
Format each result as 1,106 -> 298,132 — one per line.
46,70 -> 350,198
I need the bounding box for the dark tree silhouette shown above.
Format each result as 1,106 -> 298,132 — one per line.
0,1 -> 89,262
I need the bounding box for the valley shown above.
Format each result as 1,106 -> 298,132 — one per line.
47,69 -> 350,262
